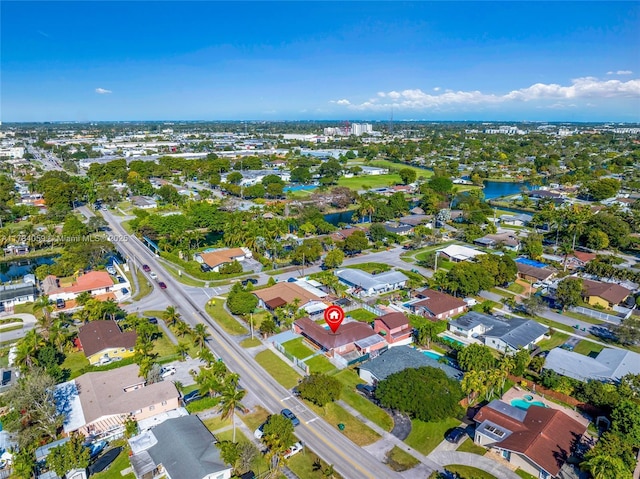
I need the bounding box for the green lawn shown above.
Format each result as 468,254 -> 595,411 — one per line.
254,349 -> 302,389
61,350 -> 91,379
202,415 -> 232,433
240,337 -> 263,348
283,337 -> 315,360
13,302 -> 35,315
337,173 -> 403,191
143,310 -> 167,318
386,446 -> 420,472
446,465 -> 497,479
368,160 -> 434,179
531,315 -> 576,334
306,401 -> 381,446
241,405 -> 271,432
161,261 -> 206,287
456,438 -> 487,455
347,308 -> 377,322
305,355 -> 337,374
515,469 -> 538,479
89,443 -> 135,479
333,369 -> 394,431
288,451 -> 344,479
573,340 -> 605,357
506,282 -> 525,294
536,331 -> 570,351
205,299 -> 248,335
404,417 -> 461,455
345,262 -> 391,274
132,268 -> 153,300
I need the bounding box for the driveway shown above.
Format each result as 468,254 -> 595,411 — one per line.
161,356 -> 205,387
428,451 -> 521,479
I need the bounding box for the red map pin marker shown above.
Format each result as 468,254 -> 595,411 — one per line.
324,305 -> 345,334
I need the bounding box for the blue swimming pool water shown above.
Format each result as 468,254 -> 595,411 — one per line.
515,257 -> 548,269
283,185 -> 318,192
422,351 -> 443,360
442,336 -> 465,347
511,398 -> 547,410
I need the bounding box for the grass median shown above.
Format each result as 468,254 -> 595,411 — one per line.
205,299 -> 248,336
306,401 -> 381,446
254,349 -> 302,389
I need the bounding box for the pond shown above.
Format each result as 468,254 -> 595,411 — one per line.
0,255 -> 57,282
482,180 -> 532,200
323,210 -> 369,226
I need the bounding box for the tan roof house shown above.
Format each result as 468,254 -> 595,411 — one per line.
409,288 -> 467,320
55,364 -> 180,440
194,247 -> 252,272
76,320 -> 137,365
582,279 -> 631,309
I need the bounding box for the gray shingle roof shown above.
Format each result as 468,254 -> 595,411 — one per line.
544,347 -> 640,382
146,416 -> 230,479
359,345 -> 462,381
0,283 -> 36,302
451,312 -> 547,350
336,269 -> 408,291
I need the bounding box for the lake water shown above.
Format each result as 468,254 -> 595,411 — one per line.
482,180 -> 531,200
0,255 -> 56,282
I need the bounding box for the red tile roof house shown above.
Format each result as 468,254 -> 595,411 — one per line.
373,312 -> 413,345
473,400 -> 587,479
408,288 -> 468,320
293,317 -> 387,359
42,271 -> 119,302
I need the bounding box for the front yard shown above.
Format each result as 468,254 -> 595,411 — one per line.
404,417 -> 461,455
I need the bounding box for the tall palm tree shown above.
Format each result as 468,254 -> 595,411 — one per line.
162,306 -> 181,327
175,341 -> 190,361
174,320 -> 191,338
218,382 -> 247,442
14,329 -> 45,370
192,324 -> 210,352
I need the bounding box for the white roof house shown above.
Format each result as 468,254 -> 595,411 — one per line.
438,244 -> 486,262
544,347 -> 640,383
336,269 -> 408,296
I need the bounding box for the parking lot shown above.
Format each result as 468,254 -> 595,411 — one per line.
161,356 -> 205,387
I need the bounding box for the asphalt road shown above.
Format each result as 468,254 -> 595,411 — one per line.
99,208 -> 403,479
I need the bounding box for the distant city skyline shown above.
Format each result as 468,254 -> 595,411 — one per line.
2,2 -> 639,122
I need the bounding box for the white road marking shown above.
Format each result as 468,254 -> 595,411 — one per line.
281,396 -> 292,401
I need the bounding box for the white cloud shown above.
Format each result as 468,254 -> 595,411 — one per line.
607,70 -> 633,75
330,99 -> 351,105
334,76 -> 640,111
95,88 -> 112,94
433,87 -> 441,92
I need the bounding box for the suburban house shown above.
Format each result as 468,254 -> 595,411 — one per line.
128,415 -> 232,479
55,364 -> 180,439
373,312 -> 412,345
448,312 -> 548,353
130,195 -> 158,209
398,214 -> 432,228
383,222 -> 413,236
0,282 -> 37,312
42,271 -> 128,302
358,345 -> 461,384
473,232 -> 521,252
253,281 -> 328,317
3,243 -> 29,256
194,247 -> 252,272
499,213 -> 533,227
335,268 -> 408,297
543,347 -> 640,383
76,320 -> 137,365
515,262 -> 556,283
408,288 -> 467,320
437,244 -> 485,263
473,400 -> 587,479
293,317 -> 387,359
581,279 -> 631,309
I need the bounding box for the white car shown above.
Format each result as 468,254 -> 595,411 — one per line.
160,367 -> 176,378
254,422 -> 266,439
532,282 -> 544,289
149,272 -> 158,280
283,441 -> 304,459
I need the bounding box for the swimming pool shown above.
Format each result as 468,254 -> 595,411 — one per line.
515,257 -> 548,269
283,185 -> 318,192
441,336 -> 465,347
511,398 -> 547,410
422,350 -> 443,361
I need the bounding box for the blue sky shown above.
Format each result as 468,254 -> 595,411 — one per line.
2,1 -> 639,122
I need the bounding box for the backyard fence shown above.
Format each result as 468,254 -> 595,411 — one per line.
343,301 -> 385,317
272,341 -> 310,375
569,306 -> 623,324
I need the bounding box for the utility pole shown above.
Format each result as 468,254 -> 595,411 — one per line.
250,313 -> 254,339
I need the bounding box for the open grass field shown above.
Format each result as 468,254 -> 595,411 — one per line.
456,438 -> 487,455
305,354 -> 337,374
535,330 -> 570,351
367,160 -> 434,179
386,446 -> 420,472
254,349 -> 302,389
345,262 -> 391,274
337,173 -> 403,191
283,337 -> 315,360
347,308 -> 377,322
404,417 -> 461,455
306,401 -> 381,446
333,369 -> 394,431
205,299 -> 248,335
447,465 -> 497,479
573,340 -> 605,357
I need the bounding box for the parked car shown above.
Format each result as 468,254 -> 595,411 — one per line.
116,276 -> 126,283
147,316 -> 158,324
121,288 -> 129,295
242,278 -> 258,286
254,422 -> 267,439
280,409 -> 300,427
158,281 -> 167,289
142,264 -> 151,272
149,272 -> 158,280
356,384 -> 375,397
182,390 -> 202,404
445,427 -> 466,444
200,264 -> 212,272
160,366 -> 176,378
283,441 -> 304,459
56,298 -> 66,309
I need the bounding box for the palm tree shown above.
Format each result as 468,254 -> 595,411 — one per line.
175,341 -> 190,361
217,382 -> 247,442
174,320 -> 191,338
14,329 -> 45,370
192,324 -> 210,352
162,306 -> 181,327
582,454 -> 631,479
